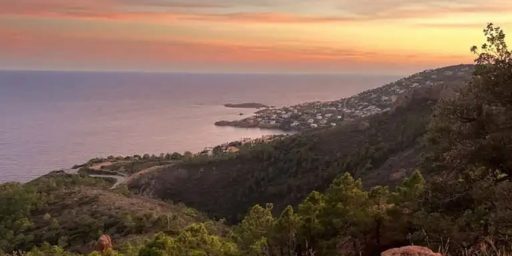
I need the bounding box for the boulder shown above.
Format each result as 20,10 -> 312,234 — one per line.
381,245 -> 442,256
96,234 -> 113,252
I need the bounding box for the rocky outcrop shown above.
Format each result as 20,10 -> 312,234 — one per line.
224,103 -> 268,109
381,245 -> 442,256
96,234 -> 113,252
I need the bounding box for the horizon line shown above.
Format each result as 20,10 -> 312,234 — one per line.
0,64 -> 473,77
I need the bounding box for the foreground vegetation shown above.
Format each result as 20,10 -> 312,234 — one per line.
1,24 -> 511,255
0,173 -> 225,255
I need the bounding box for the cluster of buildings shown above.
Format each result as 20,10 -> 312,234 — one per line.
216,65 -> 474,131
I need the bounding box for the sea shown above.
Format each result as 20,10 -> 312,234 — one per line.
0,71 -> 399,183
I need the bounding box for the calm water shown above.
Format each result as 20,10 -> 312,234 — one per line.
0,71 -> 398,182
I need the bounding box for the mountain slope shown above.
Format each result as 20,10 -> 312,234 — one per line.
129,65 -> 473,221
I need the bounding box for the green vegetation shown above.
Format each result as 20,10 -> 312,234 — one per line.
139,224 -> 238,256
419,23 -> 512,253
0,173 -> 222,255
229,171 -> 427,255
0,171 -> 428,255
81,154 -> 180,176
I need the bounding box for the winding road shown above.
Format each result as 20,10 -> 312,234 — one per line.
89,174 -> 127,189
64,162 -> 171,189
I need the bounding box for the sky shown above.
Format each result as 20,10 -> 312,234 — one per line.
1,0 -> 511,74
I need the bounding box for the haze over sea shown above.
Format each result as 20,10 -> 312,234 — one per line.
0,71 -> 398,183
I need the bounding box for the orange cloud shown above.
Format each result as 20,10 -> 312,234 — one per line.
0,23 -> 469,74
0,0 -> 508,73
1,0 -> 512,25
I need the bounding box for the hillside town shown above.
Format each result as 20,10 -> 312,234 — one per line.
215,65 -> 474,131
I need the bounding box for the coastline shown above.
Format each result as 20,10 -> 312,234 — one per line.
0,72 -> 396,184
214,65 -> 474,132
16,130 -> 292,186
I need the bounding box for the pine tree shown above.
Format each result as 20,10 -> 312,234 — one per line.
235,204 -> 275,255
297,191 -> 325,252
427,23 -> 512,181
273,206 -> 300,256
319,173 -> 371,255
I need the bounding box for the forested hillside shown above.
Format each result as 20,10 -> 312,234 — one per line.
128,65 -> 471,221
0,173 -> 228,255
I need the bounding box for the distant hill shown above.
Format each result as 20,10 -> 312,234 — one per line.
215,65 -> 473,131
129,65 -> 474,221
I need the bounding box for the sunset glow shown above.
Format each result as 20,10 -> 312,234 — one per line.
1,0 -> 512,74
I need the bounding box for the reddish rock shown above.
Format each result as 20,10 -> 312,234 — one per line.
381,245 -> 442,256
96,234 -> 113,252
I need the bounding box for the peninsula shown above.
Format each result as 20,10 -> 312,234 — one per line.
215,65 -> 474,131
224,102 -> 269,109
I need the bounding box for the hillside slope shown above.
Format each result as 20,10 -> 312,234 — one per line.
129,65 -> 473,221
0,173 -> 224,254
216,65 -> 473,131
